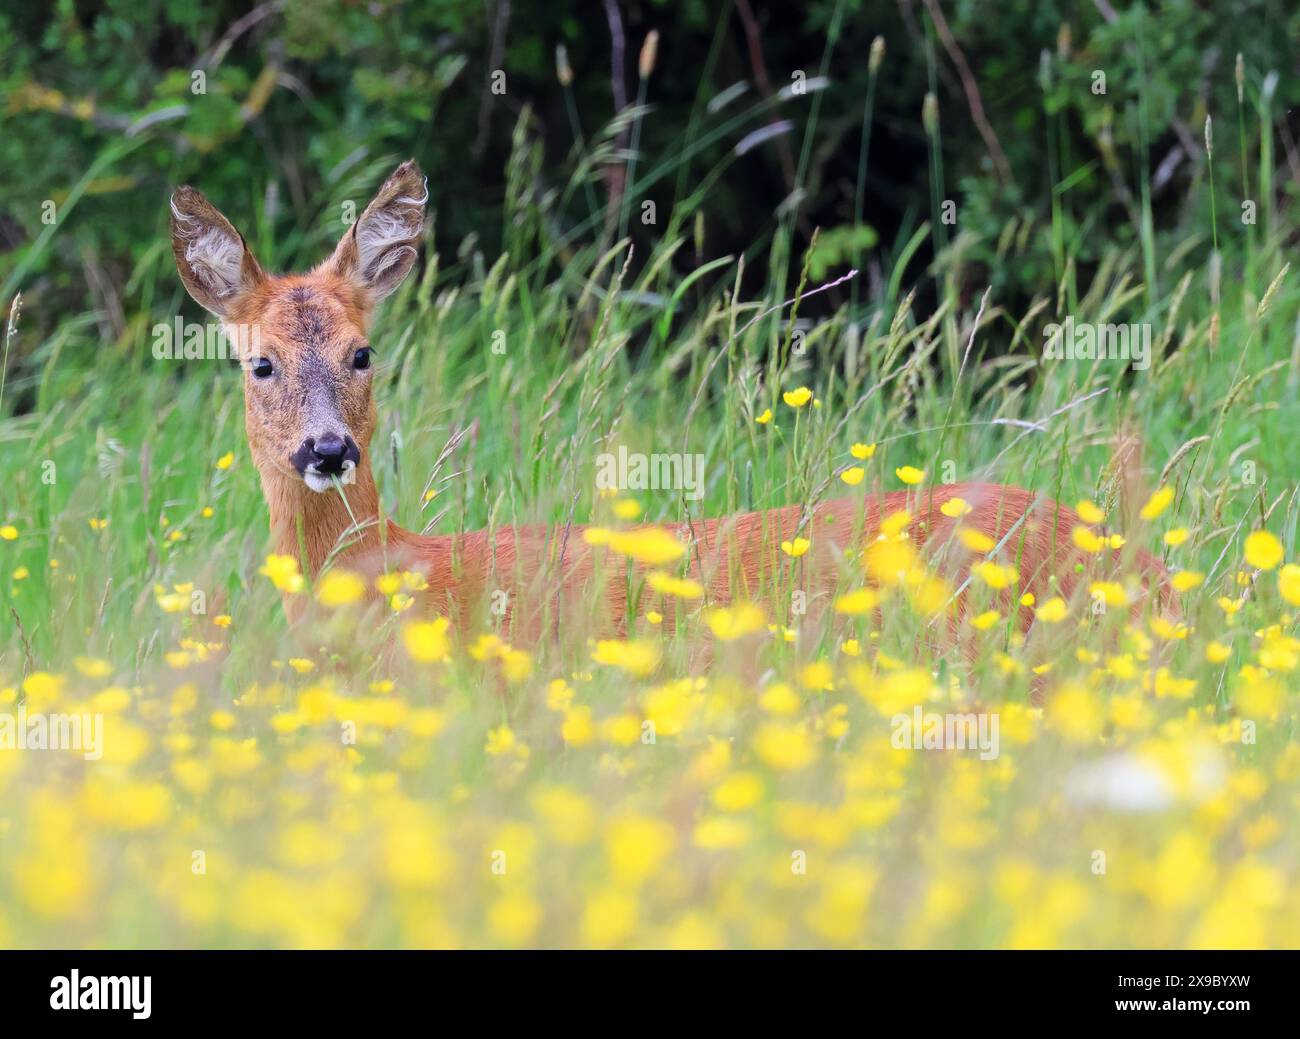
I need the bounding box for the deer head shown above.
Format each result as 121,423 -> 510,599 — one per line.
170,160 -> 426,495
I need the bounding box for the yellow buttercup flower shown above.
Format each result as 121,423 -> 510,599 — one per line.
880,510 -> 911,537
759,683 -> 800,714
259,554 -> 304,594
1076,500 -> 1105,524
753,722 -> 815,770
1048,684 -> 1103,744
835,588 -> 880,615
1279,564 -> 1300,606
958,527 -> 995,553
703,602 -> 766,640
850,442 -> 876,460
561,706 -> 595,746
402,618 -> 451,663
973,561 -> 1018,590
488,893 -> 542,946
154,584 -> 189,613
591,639 -> 661,677
607,815 -> 676,886
712,772 -> 764,811
1072,526 -> 1104,553
840,467 -> 865,486
215,451 -> 235,470
1151,617 -> 1189,640
782,387 -> 813,408
780,537 -> 810,558
970,610 -> 1000,631
1244,530 -> 1284,570
645,571 -> 704,599
1205,642 -> 1231,663
1139,485 -> 1174,520
864,537 -> 916,584
1035,597 -> 1068,623
1089,581 -> 1128,608
755,408 -> 773,424
485,725 -> 518,756
74,656 -> 113,679
602,527 -> 686,565
545,679 -> 574,712
502,648 -> 533,682
895,466 -> 925,485
530,786 -> 597,846
315,568 -> 367,607
469,634 -> 504,662
798,661 -> 833,690
940,497 -> 971,518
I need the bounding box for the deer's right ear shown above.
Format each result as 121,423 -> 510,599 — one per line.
169,186 -> 265,317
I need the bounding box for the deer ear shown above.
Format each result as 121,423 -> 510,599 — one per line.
170,186 -> 265,317
324,159 -> 427,302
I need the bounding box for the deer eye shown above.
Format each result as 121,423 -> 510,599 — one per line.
352,347 -> 372,371
250,358 -> 274,379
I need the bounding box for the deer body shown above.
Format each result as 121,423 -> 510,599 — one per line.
256,434 -> 1126,646
171,161 -> 1167,654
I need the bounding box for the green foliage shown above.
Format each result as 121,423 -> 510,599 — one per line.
3,0 -> 1297,359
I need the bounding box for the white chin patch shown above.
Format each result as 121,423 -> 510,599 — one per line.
304,460 -> 356,493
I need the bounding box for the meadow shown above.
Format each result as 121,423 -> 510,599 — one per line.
2,13 -> 1299,948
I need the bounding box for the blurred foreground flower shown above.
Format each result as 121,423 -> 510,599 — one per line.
316,569 -> 366,607
259,554 -> 304,594
402,618 -> 451,663
592,639 -> 660,677
586,527 -> 685,565
703,602 -> 766,640
1244,530 -> 1283,570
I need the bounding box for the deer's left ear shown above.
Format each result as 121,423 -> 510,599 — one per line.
323,159 -> 427,302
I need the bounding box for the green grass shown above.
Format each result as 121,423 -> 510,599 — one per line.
1,103 -> 1299,947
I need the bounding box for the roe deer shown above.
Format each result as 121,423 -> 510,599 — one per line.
170,160 -> 1172,662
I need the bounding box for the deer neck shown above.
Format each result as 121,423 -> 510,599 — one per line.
260,455 -> 383,579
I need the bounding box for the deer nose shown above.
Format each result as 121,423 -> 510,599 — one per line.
313,433 -> 348,471
291,433 -> 360,476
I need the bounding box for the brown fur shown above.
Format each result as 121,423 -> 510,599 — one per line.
171,161 -> 1171,659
